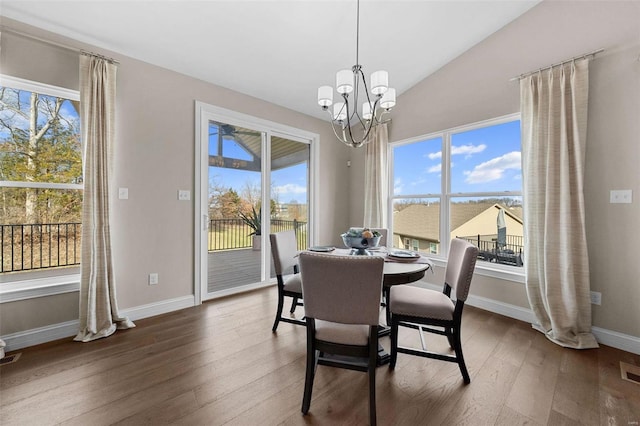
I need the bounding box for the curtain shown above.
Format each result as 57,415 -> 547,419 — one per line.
520,58 -> 598,349
75,54 -> 134,342
363,123 -> 389,228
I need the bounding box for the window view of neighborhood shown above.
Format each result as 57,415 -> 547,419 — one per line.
391,117 -> 524,267
0,83 -> 82,274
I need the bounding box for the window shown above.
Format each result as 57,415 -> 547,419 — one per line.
0,75 -> 82,292
411,239 -> 419,251
391,114 -> 523,270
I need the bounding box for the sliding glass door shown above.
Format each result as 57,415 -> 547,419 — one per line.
196,102 -> 316,302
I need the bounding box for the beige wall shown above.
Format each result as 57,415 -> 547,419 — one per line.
0,17 -> 351,335
2,0 -> 639,343
351,1 -> 640,338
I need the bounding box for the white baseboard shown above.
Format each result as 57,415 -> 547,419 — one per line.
121,295 -> 195,321
2,295 -> 195,352
592,326 -> 640,355
3,289 -> 638,356
421,282 -> 640,355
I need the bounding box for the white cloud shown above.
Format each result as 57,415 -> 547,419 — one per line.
273,183 -> 306,195
452,144 -> 486,156
463,151 -> 521,184
427,143 -> 486,160
427,163 -> 441,173
394,177 -> 403,194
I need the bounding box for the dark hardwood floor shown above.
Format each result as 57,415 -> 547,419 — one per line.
1,286 -> 638,425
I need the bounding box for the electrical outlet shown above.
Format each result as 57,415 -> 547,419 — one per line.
178,190 -> 190,201
149,273 -> 159,285
590,291 -> 601,305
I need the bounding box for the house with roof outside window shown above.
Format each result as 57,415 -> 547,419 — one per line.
393,202 -> 524,266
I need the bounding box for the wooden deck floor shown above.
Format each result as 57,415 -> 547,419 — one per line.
208,249 -> 273,293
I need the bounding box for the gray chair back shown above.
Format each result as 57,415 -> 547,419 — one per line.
299,252 -> 384,326
445,238 -> 479,302
270,230 -> 298,276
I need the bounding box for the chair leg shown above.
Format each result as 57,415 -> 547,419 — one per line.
272,289 -> 284,332
289,296 -> 298,314
453,327 -> 470,384
446,327 -> 455,348
383,287 -> 391,326
369,330 -> 378,426
389,315 -> 399,370
302,328 -> 316,414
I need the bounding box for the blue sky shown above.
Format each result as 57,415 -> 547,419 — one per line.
393,120 -> 521,196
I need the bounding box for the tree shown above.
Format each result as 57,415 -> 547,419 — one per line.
0,86 -> 81,224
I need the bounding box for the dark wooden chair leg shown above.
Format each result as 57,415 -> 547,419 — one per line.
302,321 -> 316,414
368,328 -> 377,426
453,328 -> 470,384
446,327 -> 455,348
389,316 -> 399,370
383,287 -> 391,326
289,296 -> 298,314
272,289 -> 284,332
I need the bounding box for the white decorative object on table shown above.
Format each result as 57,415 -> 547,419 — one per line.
341,227 -> 382,255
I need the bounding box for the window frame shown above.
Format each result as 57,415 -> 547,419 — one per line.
389,113 -> 525,283
0,75 -> 82,302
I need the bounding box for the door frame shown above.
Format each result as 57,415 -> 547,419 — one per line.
194,101 -> 319,304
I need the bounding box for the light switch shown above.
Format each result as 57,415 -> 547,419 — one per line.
610,189 -> 632,204
178,190 -> 191,201
118,187 -> 129,200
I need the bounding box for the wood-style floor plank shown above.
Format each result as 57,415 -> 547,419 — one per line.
1,286 -> 639,426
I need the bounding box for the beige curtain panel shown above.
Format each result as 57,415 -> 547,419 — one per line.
363,123 -> 389,229
75,55 -> 134,342
520,58 -> 598,349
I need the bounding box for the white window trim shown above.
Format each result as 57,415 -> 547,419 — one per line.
0,75 -> 82,302
389,113 -> 525,283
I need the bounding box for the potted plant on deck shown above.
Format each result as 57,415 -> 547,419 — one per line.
239,205 -> 261,250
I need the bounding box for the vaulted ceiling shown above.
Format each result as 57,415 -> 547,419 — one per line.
1,1 -> 540,121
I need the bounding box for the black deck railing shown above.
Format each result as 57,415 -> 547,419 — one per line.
457,234 -> 524,267
1,223 -> 82,273
208,218 -> 307,251
1,218 -> 308,273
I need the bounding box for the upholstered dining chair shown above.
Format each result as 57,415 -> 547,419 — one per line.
298,252 -> 385,426
269,230 -> 305,332
389,238 -> 478,384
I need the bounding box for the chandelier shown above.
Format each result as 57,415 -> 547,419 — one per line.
316,0 -> 396,148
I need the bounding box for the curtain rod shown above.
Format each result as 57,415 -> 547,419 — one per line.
0,26 -> 119,64
509,48 -> 604,82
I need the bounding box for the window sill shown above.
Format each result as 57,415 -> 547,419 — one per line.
429,257 -> 525,284
0,274 -> 80,303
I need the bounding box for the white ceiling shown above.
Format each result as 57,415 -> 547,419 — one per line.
1,1 -> 540,121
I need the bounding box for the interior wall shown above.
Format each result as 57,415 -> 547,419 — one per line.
351,0 -> 640,338
0,17 -> 349,336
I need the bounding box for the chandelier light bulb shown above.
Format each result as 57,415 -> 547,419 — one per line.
362,102 -> 373,120
333,102 -> 347,121
370,70 -> 389,95
317,86 -> 334,108
380,88 -> 396,109
336,69 -> 354,94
